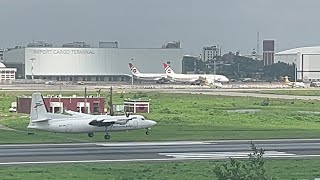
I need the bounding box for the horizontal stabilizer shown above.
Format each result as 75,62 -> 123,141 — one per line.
65,110 -> 94,118
32,118 -> 51,122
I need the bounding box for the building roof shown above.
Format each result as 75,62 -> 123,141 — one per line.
276,46 -> 320,55
0,62 -> 6,68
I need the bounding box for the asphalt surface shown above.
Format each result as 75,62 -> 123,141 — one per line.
1,139 -> 320,165
2,83 -> 320,100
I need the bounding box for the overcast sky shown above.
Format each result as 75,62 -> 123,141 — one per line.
1,0 -> 320,55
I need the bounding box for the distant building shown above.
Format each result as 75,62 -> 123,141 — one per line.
263,40 -> 275,66
62,41 -> 90,48
243,49 -> 262,60
182,55 -> 201,74
162,41 -> 181,49
124,99 -> 150,113
99,41 -> 118,48
0,62 -> 17,83
27,41 -> 53,48
0,49 -> 4,62
202,45 -> 221,62
16,94 -> 105,114
3,41 -> 182,81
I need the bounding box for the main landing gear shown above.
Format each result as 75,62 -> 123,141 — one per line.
104,134 -> 111,140
88,133 -> 94,137
104,126 -> 111,140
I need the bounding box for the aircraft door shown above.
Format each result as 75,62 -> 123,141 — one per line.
66,124 -> 73,132
133,120 -> 138,128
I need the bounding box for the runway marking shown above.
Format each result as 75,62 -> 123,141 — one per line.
96,141 -> 213,146
159,151 -> 296,159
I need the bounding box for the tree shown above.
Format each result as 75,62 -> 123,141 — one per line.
213,142 -> 271,180
263,62 -> 294,81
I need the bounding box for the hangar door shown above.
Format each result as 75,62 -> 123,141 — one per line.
300,54 -> 320,81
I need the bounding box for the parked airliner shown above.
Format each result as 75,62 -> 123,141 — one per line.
162,63 -> 229,86
129,63 -> 169,84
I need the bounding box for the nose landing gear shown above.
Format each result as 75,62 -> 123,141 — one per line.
145,128 -> 151,135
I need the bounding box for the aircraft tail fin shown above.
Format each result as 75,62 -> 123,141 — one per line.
129,63 -> 140,74
30,93 -> 50,122
282,76 -> 291,83
162,63 -> 175,75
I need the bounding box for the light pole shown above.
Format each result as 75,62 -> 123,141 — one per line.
30,58 -> 36,82
294,58 -> 297,83
131,58 -> 134,86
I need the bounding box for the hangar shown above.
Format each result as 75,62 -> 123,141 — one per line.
3,42 -> 182,82
275,46 -> 320,81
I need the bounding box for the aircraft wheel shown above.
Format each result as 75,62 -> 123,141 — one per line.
146,131 -> 150,135
88,133 -> 94,137
104,134 -> 111,140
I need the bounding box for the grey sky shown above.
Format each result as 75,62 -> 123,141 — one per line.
1,0 -> 320,55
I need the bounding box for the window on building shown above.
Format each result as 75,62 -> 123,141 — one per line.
53,107 -> 61,113
93,103 -> 99,114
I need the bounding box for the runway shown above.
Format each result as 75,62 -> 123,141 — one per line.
1,139 -> 320,165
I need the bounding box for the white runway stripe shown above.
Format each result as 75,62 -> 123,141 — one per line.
159,151 -> 296,159
96,141 -> 212,146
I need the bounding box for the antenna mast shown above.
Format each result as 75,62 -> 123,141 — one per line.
256,32 -> 260,60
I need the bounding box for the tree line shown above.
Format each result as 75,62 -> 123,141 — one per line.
182,52 -> 295,81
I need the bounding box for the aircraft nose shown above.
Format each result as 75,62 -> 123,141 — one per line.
147,120 -> 157,126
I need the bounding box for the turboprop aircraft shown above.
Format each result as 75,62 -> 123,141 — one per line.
282,76 -> 306,88
27,93 -> 157,140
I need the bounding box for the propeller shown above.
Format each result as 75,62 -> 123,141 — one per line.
125,111 -> 130,118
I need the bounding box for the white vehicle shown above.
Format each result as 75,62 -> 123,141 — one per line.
162,63 -> 229,86
9,107 -> 16,113
27,93 -> 157,140
129,63 -> 169,84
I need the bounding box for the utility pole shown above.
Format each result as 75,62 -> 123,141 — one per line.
84,86 -> 87,113
109,86 -> 113,116
131,58 -> 134,86
256,32 -> 260,60
59,83 -> 62,113
294,59 -> 297,82
213,58 -> 216,79
30,58 -> 36,82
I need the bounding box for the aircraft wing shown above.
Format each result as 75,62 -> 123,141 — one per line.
89,117 -> 135,126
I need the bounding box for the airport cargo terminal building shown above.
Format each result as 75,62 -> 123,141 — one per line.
3,43 -> 182,82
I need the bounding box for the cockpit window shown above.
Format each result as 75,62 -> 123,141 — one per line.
141,118 -> 145,120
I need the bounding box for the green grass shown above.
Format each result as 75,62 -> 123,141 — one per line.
1,91 -> 320,143
242,89 -> 320,96
1,159 -> 320,180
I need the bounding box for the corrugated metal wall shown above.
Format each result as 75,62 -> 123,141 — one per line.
21,48 -> 182,76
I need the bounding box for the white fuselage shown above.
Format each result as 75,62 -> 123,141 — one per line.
133,73 -> 167,81
168,73 -> 229,83
28,118 -> 155,133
